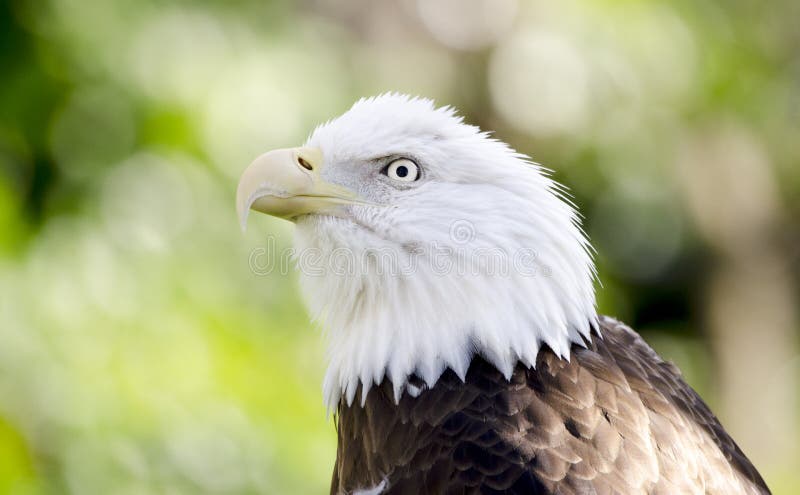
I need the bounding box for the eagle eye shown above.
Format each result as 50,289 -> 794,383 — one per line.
383,158 -> 419,182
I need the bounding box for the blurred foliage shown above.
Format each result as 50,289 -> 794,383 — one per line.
0,0 -> 798,493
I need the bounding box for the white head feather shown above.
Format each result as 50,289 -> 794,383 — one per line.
292,94 -> 597,410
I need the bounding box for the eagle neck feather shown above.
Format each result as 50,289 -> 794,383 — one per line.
295,169 -> 598,412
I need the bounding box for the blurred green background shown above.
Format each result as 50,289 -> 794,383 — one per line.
1,0 -> 798,493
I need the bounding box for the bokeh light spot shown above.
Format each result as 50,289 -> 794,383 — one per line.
489,29 -> 588,136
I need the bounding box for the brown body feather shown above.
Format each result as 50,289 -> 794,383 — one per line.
331,316 -> 769,495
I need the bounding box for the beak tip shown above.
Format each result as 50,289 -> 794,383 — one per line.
237,207 -> 249,233
236,197 -> 249,234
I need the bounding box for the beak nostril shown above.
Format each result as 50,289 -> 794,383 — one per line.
298,156 -> 314,171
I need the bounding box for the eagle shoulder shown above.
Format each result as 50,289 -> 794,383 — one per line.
331,316 -> 770,495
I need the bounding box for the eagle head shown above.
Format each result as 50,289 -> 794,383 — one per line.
237,94 -> 597,408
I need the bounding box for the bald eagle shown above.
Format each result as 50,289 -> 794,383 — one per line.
236,95 -> 769,494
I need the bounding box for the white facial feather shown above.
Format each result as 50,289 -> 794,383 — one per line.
292,94 -> 598,410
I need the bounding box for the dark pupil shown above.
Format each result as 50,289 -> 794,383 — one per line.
396,165 -> 408,178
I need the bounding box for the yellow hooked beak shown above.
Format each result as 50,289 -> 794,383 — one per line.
236,147 -> 361,230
